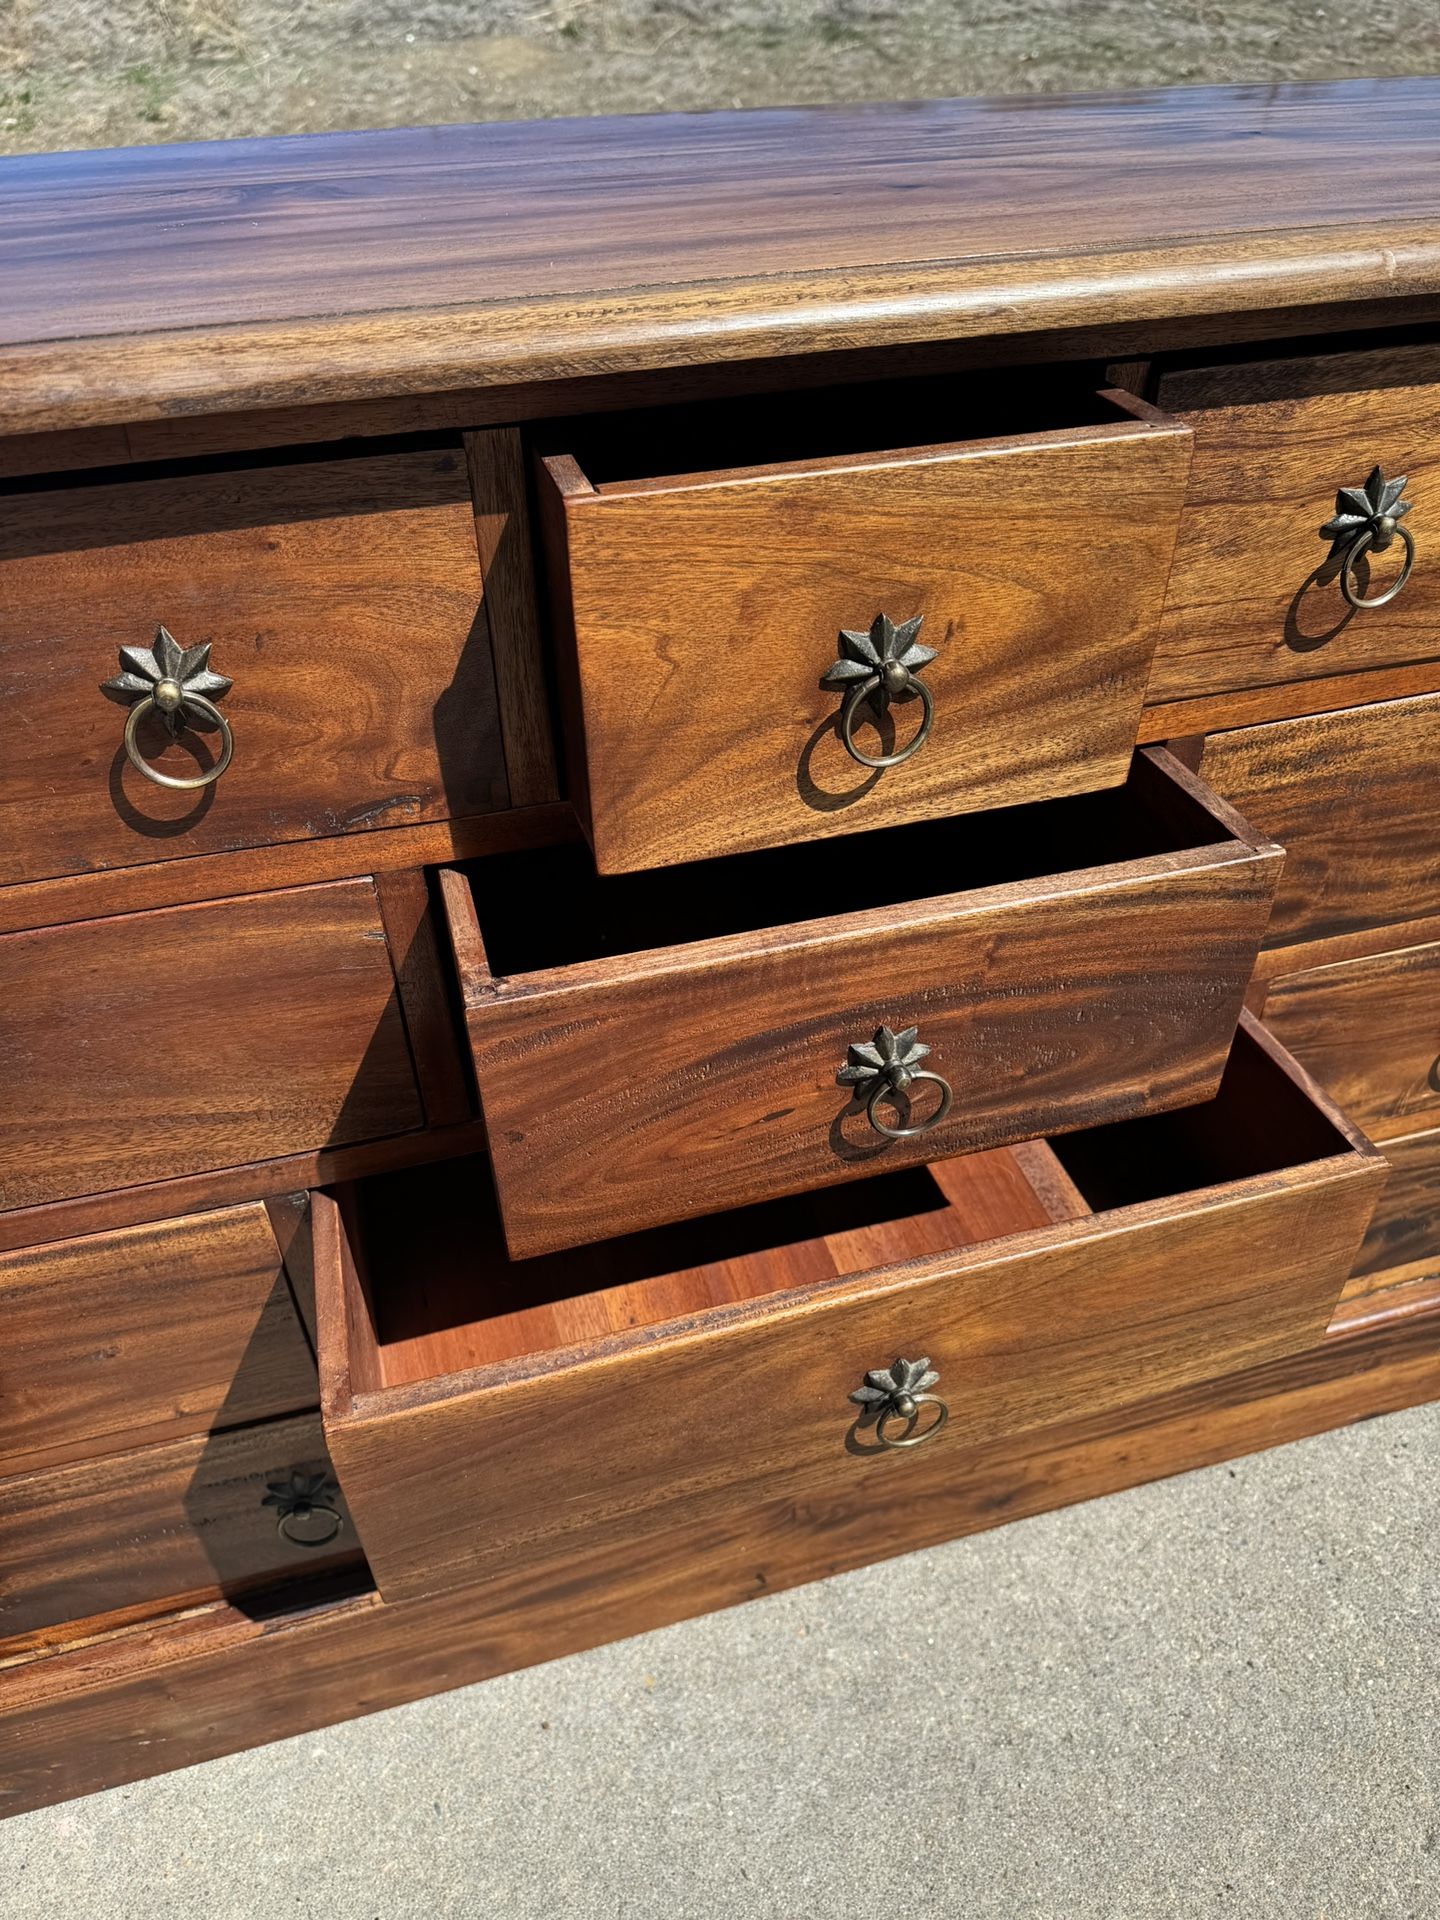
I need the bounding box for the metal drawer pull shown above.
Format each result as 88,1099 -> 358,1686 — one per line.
101,625 -> 234,790
1320,466 -> 1415,611
822,612 -> 938,768
850,1357 -> 949,1450
837,1023 -> 953,1139
263,1469 -> 344,1548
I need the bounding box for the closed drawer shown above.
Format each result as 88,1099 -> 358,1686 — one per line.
439,748 -> 1281,1258
0,1203 -> 315,1477
315,1016 -> 1384,1601
536,380 -> 1192,871
1261,943 -> 1440,1142
0,1412 -> 358,1640
0,878 -> 423,1212
1150,343 -> 1440,702
0,445 -> 506,887
1193,694 -> 1439,946
1349,1128 -> 1440,1285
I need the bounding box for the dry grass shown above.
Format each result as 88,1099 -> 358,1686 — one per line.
2,0 -> 1440,154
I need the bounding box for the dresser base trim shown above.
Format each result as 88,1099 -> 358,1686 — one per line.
3,1293 -> 1437,1819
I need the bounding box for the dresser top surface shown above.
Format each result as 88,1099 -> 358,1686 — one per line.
3,77 -> 1440,434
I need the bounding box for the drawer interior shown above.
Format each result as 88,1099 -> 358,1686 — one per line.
544,371 -> 1147,489
457,751 -> 1236,979
340,1022 -> 1358,1395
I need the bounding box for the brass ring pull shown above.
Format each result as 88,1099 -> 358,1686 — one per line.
263,1469 -> 343,1549
276,1504 -> 344,1548
864,1066 -> 952,1139
1340,524 -> 1415,611
838,1023 -> 953,1141
822,612 -> 940,771
123,691 -> 234,790
1320,466 -> 1415,612
876,1397 -> 948,1449
839,672 -> 934,769
101,625 -> 235,792
850,1357 -> 949,1452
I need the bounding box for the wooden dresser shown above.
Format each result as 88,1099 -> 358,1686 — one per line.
1,78 -> 1437,1814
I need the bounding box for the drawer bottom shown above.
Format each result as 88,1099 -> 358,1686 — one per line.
318,1017 -> 1386,1601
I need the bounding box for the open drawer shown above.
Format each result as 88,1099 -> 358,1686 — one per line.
314,1015 -> 1385,1602
438,748 -> 1283,1259
534,376 -> 1193,871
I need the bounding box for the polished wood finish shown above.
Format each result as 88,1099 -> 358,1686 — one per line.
1246,911 -> 1440,991
0,1115 -> 491,1261
0,1413 -> 356,1640
6,84 -> 1440,435
0,801 -> 579,941
1193,694 -> 1440,946
9,1258 -> 1427,1818
1139,656 -> 1440,744
0,1203 -> 314,1479
6,303 -> 1440,488
539,389 -> 1191,870
316,1018 -> 1384,1599
1151,343 -> 1440,702
0,448 -> 506,888
0,879 -> 423,1213
3,80 -> 1439,1817
441,751 -> 1280,1256
1349,1128 -> 1440,1285
464,429 -> 560,809
372,869 -> 473,1132
1259,942 -> 1440,1142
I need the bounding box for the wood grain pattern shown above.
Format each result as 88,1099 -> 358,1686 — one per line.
442,751 -> 1280,1256
7,1288 -> 1439,1815
1348,1127 -> 1440,1285
0,880 -> 423,1213
464,429 -> 559,808
317,1017 -> 1384,1599
1139,657 -> 1440,744
540,394 -> 1191,870
6,84 -> 1440,432
0,1116 -> 492,1262
1151,343 -> 1440,702
1194,694 -> 1440,946
0,1203 -> 314,1479
2,302 -> 1437,486
1247,912 -> 1440,991
0,1413 -> 357,1641
0,801 -> 579,942
0,449 -> 506,888
1260,942 -> 1440,1142
373,869 -> 472,1131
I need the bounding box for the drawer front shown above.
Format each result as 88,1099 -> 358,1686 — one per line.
442,755 -> 1281,1258
317,1020 -> 1384,1600
1350,1128 -> 1440,1284
0,1413 -> 357,1640
0,449 -> 506,887
0,879 -> 423,1212
0,1203 -> 315,1477
1193,694 -> 1439,946
1150,345 -> 1440,702
540,401 -> 1192,871
1262,943 -> 1440,1143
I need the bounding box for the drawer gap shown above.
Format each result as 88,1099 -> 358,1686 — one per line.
543,372 -> 1139,492
1051,1023 -> 1357,1209
460,752 -> 1234,983
341,1023 -> 1357,1394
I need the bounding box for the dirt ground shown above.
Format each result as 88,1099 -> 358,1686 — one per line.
2,0 -> 1440,155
